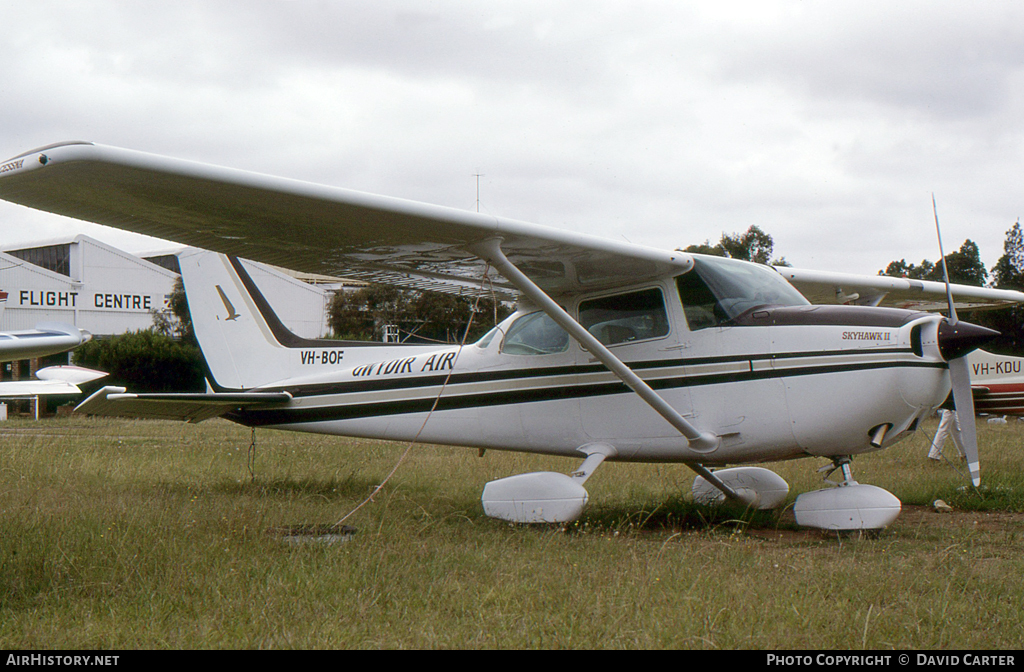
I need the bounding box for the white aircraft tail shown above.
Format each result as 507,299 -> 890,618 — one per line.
178,249 -> 408,390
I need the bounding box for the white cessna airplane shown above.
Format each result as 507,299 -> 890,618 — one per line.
1,141 -> 1021,531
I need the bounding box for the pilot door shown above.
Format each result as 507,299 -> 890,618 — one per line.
577,285 -> 695,454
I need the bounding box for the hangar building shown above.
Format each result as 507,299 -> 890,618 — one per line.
1,235 -> 330,339
2,235 -> 180,334
0,236 -> 330,417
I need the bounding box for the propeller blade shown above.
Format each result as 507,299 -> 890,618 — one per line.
933,196 -> 990,488
932,195 -> 958,324
948,356 -> 981,487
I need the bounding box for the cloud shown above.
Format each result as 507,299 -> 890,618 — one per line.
0,1 -> 1022,276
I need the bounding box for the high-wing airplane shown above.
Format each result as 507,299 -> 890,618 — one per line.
1,141 -> 1020,531
0,308 -> 97,401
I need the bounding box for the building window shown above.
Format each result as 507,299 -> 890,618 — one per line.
8,244 -> 71,277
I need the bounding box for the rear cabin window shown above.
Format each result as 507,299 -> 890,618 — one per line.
474,325 -> 501,349
579,288 -> 669,346
501,311 -> 570,355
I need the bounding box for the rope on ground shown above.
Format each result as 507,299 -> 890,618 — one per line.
332,267 -> 494,529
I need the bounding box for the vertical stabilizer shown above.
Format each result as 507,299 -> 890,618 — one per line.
178,249 -> 379,390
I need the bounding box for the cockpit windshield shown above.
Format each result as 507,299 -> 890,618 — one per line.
676,256 -> 809,330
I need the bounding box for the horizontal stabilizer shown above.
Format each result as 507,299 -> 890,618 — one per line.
75,386 -> 292,423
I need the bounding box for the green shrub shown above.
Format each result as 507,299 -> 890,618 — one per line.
73,330 -> 206,393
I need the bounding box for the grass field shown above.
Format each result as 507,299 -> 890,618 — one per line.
1,414 -> 1023,649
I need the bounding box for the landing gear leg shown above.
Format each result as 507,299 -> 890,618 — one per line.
819,456 -> 856,486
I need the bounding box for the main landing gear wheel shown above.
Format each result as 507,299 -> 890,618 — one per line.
691,467 -> 790,509
480,444 -> 615,524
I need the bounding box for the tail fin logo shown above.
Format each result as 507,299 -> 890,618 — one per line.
215,285 -> 241,321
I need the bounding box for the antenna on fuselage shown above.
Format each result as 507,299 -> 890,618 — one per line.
474,172 -> 484,213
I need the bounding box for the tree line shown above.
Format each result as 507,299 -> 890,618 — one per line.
327,284 -> 511,344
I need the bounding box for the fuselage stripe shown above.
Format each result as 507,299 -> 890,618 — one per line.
234,355 -> 942,426
259,347 -> 919,398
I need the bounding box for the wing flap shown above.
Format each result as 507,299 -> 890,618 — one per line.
75,386 -> 292,423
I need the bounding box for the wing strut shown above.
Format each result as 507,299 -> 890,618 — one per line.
470,239 -> 747,503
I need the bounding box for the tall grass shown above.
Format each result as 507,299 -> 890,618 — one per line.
0,415 -> 1022,648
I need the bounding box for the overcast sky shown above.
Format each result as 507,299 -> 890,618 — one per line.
2,1 -> 1023,277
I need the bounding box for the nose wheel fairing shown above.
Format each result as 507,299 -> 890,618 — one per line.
793,457 -> 901,531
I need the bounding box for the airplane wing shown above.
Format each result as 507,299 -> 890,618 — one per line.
0,142 -> 691,299
0,322 -> 93,362
0,379 -> 83,397
75,386 -> 293,423
776,267 -> 1024,312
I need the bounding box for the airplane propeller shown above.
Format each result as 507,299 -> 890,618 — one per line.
933,196 -> 996,487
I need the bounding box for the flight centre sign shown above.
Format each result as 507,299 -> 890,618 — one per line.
4,280 -> 172,335
18,289 -> 157,311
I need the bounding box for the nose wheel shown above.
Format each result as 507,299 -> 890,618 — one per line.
794,456 -> 902,531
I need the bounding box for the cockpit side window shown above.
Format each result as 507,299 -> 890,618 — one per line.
676,270 -> 725,330
676,256 -> 809,330
579,288 -> 669,346
500,311 -> 570,355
